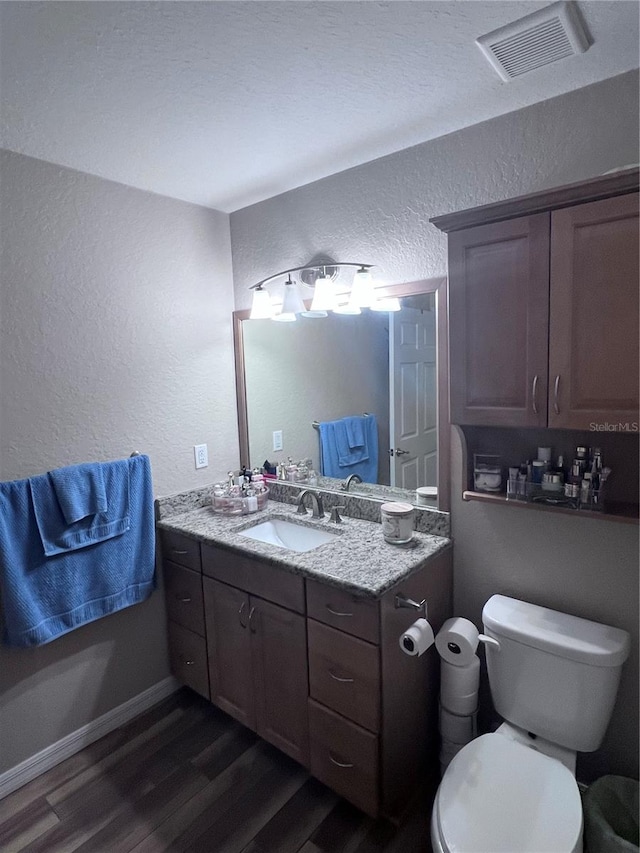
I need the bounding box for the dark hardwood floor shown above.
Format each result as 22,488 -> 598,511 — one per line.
0,688 -> 435,853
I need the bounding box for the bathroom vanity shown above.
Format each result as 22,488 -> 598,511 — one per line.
156,488 -> 452,820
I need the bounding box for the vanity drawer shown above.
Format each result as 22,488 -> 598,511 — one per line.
163,561 -> 205,637
306,580 -> 379,644
167,621 -> 210,699
160,530 -> 201,573
308,619 -> 380,733
308,699 -> 379,818
201,544 -> 304,615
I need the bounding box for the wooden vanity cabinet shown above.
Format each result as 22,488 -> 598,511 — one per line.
440,174 -> 639,430
201,544 -> 309,767
159,531 -> 210,700
162,531 -> 453,821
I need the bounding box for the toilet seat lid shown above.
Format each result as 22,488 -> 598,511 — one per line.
436,733 -> 583,853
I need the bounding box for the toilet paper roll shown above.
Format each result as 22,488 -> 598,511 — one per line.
435,617 -> 480,666
440,657 -> 480,700
439,707 -> 477,744
441,691 -> 479,716
399,618 -> 435,657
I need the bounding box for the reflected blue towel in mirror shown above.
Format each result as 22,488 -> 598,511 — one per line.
318,414 -> 378,482
0,454 -> 155,647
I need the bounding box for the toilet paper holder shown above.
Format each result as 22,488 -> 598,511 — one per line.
395,594 -> 427,619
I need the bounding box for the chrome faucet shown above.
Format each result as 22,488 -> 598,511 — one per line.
296,489 -> 324,519
342,473 -> 363,492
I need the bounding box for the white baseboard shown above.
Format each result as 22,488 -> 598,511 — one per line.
0,675 -> 180,800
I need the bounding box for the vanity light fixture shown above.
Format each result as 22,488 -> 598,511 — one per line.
248,260 -> 376,321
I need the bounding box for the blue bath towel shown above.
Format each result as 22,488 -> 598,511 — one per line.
0,454 -> 155,647
335,416 -> 370,466
30,460 -> 130,556
49,462 -> 108,523
344,416 -> 366,450
318,414 -> 378,483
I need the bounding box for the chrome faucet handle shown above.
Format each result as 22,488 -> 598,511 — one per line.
296,501 -> 308,515
329,505 -> 346,524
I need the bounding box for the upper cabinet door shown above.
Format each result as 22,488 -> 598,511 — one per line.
448,213 -> 550,426
549,193 -> 639,430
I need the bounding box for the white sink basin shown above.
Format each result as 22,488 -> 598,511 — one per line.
238,518 -> 338,552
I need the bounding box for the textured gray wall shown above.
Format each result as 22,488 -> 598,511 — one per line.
0,150 -> 238,773
230,71 -> 640,781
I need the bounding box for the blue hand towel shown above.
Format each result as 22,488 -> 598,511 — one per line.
344,416 -> 366,450
49,462 -> 108,523
334,420 -> 369,467
0,454 -> 155,647
30,460 -> 130,557
318,414 -> 379,483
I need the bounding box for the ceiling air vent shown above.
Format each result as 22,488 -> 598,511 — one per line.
477,1 -> 590,81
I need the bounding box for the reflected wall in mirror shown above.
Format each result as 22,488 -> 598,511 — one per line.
233,278 -> 450,511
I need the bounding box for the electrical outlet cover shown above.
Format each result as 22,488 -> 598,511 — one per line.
194,444 -> 208,469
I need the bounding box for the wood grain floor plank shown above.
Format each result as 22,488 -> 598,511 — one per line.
127,740 -> 272,853
240,777 -> 339,853
183,749 -> 308,853
46,702 -> 206,808
190,723 -> 258,780
0,796 -> 60,853
72,763 -> 210,853
307,800 -> 373,853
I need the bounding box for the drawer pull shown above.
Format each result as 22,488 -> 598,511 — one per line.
248,605 -> 257,634
329,753 -> 354,769
326,605 -> 353,618
553,374 -> 561,415
328,670 -> 354,684
176,594 -> 192,603
171,549 -> 189,555
238,601 -> 247,629
531,374 -> 539,415
182,658 -> 195,666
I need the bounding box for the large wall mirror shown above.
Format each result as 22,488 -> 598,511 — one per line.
233,278 -> 450,511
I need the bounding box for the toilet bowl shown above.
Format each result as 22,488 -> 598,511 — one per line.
430,730 -> 583,853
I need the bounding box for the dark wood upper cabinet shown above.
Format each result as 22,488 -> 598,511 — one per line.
549,193 -> 639,429
435,170 -> 639,431
448,214 -> 550,426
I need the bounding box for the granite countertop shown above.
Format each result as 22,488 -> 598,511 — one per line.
157,499 -> 451,599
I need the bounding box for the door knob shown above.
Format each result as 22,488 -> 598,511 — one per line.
394,448 -> 410,456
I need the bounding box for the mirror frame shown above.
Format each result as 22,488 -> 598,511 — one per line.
233,277 -> 450,512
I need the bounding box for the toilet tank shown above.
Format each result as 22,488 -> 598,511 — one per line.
482,595 -> 629,752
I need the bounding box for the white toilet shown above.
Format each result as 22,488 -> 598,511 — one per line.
431,594 -> 630,853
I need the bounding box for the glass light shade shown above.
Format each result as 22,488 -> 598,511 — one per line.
249,287 -> 273,320
280,280 -> 305,315
310,275 -> 338,312
348,268 -> 375,309
370,296 -> 401,312
299,309 -> 328,319
333,301 -> 361,315
272,311 -> 297,322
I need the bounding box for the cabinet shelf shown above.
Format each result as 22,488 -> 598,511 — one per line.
462,490 -> 638,525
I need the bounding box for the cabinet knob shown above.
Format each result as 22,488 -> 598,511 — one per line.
182,658 -> 195,666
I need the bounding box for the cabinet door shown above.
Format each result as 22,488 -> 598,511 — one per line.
448,214 -> 550,426
251,597 -> 309,767
549,193 -> 639,429
203,578 -> 255,730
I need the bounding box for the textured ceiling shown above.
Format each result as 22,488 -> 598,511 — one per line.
1,1 -> 638,212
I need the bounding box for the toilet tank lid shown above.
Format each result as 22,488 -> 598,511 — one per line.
482,595 -> 630,667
